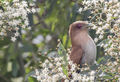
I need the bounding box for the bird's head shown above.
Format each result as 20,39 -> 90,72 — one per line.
69,21 -> 92,46
69,21 -> 90,35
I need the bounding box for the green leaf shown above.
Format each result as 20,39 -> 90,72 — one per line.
25,70 -> 36,82
51,22 -> 55,32
28,76 -> 38,82
57,41 -> 66,56
97,57 -> 104,64
57,41 -> 68,76
102,75 -> 113,79
97,55 -> 112,65
62,34 -> 67,47
62,66 -> 68,77
97,39 -> 109,46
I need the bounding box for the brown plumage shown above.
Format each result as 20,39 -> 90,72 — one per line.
69,21 -> 96,66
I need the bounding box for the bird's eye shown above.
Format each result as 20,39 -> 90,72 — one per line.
76,24 -> 82,29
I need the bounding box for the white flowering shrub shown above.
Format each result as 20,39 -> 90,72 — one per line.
34,58 -> 95,82
0,0 -> 38,42
32,41 -> 96,82
79,0 -> 120,81
29,0 -> 120,81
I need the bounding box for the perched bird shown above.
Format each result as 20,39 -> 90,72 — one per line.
69,21 -> 96,66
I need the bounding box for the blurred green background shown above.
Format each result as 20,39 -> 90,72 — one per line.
0,0 -> 104,82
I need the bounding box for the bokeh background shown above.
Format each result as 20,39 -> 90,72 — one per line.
0,0 -> 104,82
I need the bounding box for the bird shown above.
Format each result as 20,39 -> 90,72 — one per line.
69,21 -> 96,67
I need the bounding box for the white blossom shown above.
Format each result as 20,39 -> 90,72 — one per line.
11,37 -> 16,42
0,0 -> 38,41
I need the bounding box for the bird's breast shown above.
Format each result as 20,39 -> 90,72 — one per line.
81,35 -> 96,65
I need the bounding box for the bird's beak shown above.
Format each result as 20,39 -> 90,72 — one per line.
86,23 -> 93,29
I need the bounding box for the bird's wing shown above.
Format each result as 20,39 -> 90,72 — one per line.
70,47 -> 83,65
